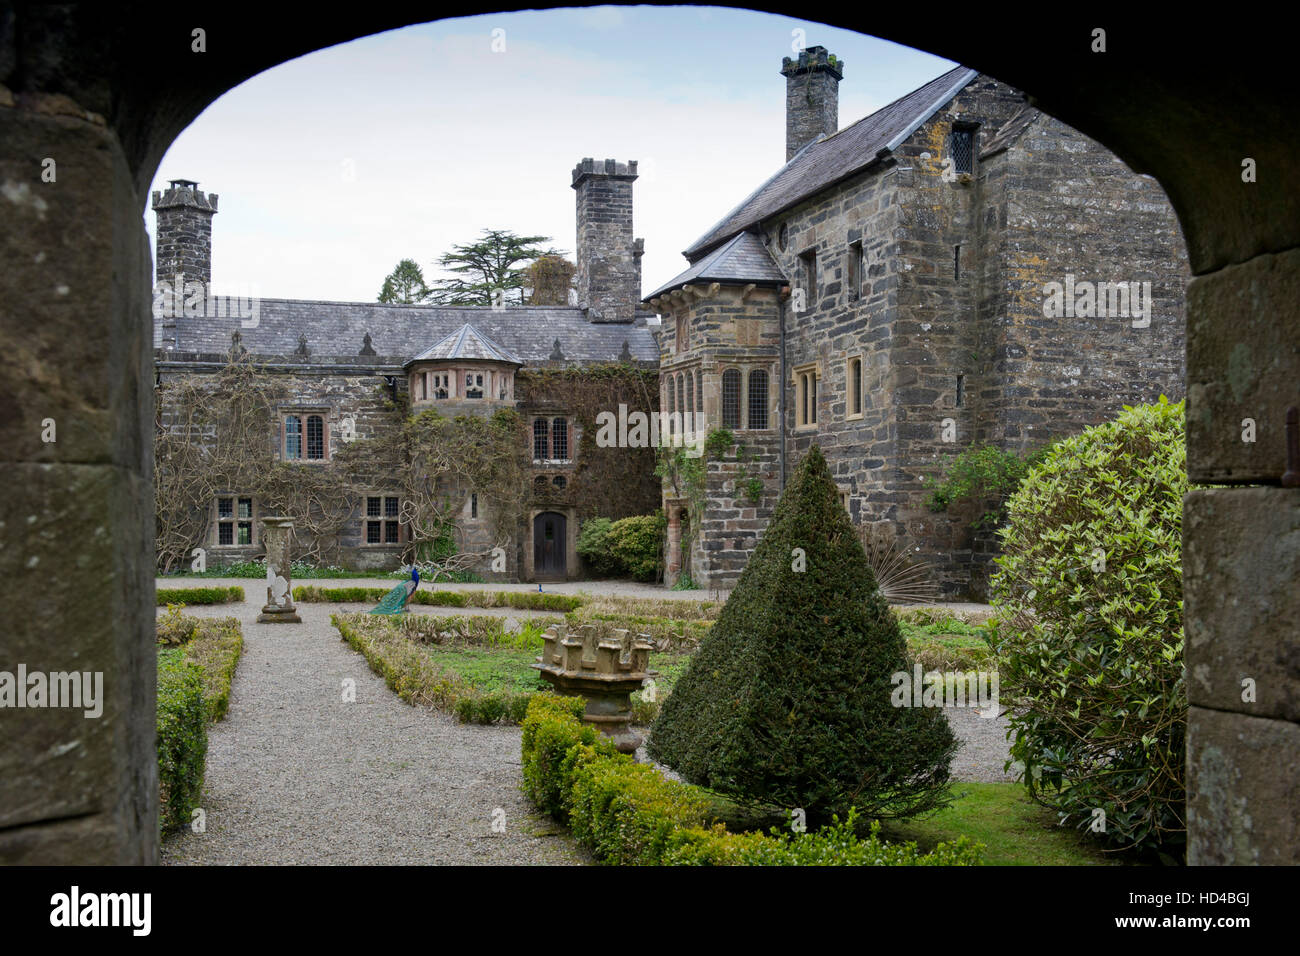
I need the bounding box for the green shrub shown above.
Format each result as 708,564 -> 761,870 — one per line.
519,696 -> 981,866
648,445 -> 957,825
990,397 -> 1187,857
520,693 -> 601,818
665,813 -> 982,866
567,750 -> 714,865
294,586 -> 581,612
565,607 -> 713,651
606,513 -> 667,582
156,603 -> 199,646
335,614 -> 548,724
156,650 -> 208,832
182,617 -> 244,722
156,586 -> 244,606
925,442 -> 1054,530
576,517 -> 621,577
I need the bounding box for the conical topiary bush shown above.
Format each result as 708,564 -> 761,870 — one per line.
647,445 -> 957,823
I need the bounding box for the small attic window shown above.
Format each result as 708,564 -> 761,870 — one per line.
948,125 -> 976,175
778,223 -> 789,251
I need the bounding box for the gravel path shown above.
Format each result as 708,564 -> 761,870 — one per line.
159,598 -> 588,865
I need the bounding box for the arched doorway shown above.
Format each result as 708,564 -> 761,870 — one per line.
533,511 -> 566,580
2,7 -> 1294,866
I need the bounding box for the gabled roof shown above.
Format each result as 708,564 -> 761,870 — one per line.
407,323 -> 523,366
154,300 -> 659,365
683,65 -> 979,260
644,231 -> 787,301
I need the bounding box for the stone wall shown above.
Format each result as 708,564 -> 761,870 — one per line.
656,285 -> 783,589
683,76 -> 1187,598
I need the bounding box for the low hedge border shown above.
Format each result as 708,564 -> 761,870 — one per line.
157,649 -> 208,833
296,586 -> 582,612
156,585 -> 244,605
183,617 -> 245,722
520,695 -> 984,866
333,612 -> 537,724
565,606 -> 713,651
155,613 -> 245,835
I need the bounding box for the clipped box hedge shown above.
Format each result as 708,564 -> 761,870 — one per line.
333,613 -> 536,725
519,695 -> 983,866
564,606 -> 713,651
156,585 -> 244,606
183,617 -> 244,722
156,649 -> 208,833
296,586 -> 582,612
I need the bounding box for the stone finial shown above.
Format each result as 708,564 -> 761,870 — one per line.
359,332 -> 376,356
619,339 -> 632,362
229,329 -> 247,359
549,337 -> 564,361
294,333 -> 310,358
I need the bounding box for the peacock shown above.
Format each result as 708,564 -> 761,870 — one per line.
368,566 -> 420,615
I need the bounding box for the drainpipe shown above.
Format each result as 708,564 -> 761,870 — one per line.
778,286 -> 789,490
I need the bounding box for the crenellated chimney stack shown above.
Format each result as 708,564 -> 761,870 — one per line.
152,179 -> 218,288
780,46 -> 843,162
572,158 -> 643,324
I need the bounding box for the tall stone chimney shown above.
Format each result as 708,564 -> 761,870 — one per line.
572,158 -> 643,323
780,46 -> 843,162
152,179 -> 218,289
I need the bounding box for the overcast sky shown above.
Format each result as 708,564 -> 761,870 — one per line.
148,6 -> 956,304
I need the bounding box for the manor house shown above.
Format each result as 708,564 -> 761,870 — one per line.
646,48 -> 1187,596
153,47 -> 1187,597
152,159 -> 660,581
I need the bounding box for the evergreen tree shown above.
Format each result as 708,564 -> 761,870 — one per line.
427,229 -> 565,306
377,258 -> 432,304
648,445 -> 957,824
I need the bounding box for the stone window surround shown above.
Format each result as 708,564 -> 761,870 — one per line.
280,408 -> 330,463
362,492 -> 403,547
846,353 -> 865,421
211,494 -> 256,547
792,361 -> 820,430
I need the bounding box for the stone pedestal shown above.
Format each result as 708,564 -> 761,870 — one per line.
257,516 -> 302,623
534,623 -> 654,753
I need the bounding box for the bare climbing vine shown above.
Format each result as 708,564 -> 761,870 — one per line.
154,356 -> 661,573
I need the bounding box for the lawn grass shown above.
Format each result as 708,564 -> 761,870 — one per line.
421,644 -> 546,696
875,782 -> 1122,866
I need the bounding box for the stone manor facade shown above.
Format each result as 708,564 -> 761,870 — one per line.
646,48 -> 1187,598
153,47 -> 1186,595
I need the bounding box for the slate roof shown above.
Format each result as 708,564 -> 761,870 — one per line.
155,299 -> 659,365
643,230 -> 787,301
980,105 -> 1040,159
407,323 -> 523,366
682,65 -> 979,260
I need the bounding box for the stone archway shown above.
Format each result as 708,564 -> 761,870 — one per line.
1,6 -> 1294,864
